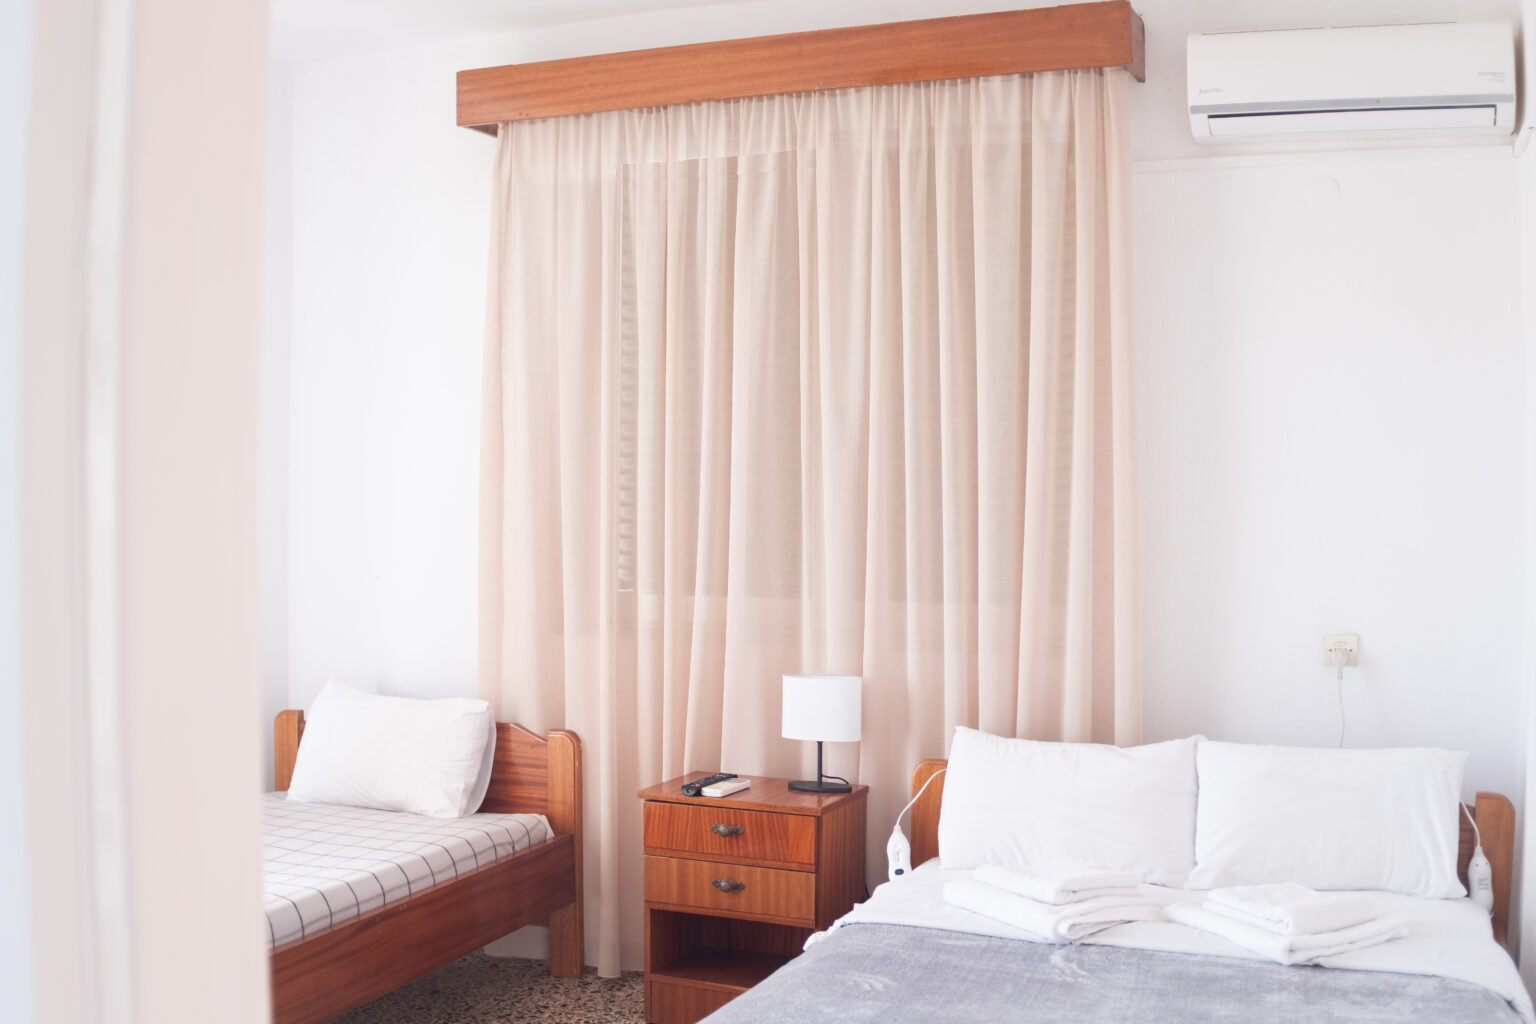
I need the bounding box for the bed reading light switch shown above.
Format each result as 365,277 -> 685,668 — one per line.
1321,633 -> 1359,668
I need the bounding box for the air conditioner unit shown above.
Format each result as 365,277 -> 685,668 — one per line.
1188,21 -> 1515,142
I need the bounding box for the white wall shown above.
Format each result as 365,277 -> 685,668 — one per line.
1519,116 -> 1536,991
1136,150 -> 1524,805
262,63 -> 294,787
270,0 -> 1534,970
284,41 -> 493,707
0,0 -> 36,1014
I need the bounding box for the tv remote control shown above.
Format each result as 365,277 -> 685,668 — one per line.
702,778 -> 751,797
681,772 -> 737,797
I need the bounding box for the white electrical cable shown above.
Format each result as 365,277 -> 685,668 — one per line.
887,768 -> 945,882
1333,647 -> 1347,748
1335,678 -> 1346,748
1461,801 -> 1482,848
897,767 -> 946,826
1460,801 -> 1494,914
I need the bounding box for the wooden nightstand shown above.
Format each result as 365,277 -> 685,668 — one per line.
638,776 -> 868,1024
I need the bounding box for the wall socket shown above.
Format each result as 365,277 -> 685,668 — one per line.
1321,633 -> 1359,667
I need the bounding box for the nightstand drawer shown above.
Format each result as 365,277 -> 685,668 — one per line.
645,801 -> 816,869
644,856 -> 815,924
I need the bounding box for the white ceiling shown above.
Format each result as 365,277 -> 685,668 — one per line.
270,0 -> 1524,66
269,0 -> 737,62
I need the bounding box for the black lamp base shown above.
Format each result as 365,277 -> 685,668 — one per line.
788,778 -> 852,794
789,739 -> 852,794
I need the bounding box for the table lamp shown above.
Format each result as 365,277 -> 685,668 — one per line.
781,674 -> 861,793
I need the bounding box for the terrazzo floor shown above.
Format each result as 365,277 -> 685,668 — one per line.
331,953 -> 644,1024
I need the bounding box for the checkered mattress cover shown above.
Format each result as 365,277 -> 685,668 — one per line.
263,793 -> 552,950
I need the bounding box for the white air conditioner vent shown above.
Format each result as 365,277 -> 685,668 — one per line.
1188,21 -> 1514,142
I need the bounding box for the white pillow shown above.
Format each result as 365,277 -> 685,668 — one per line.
1188,741 -> 1467,897
286,680 -> 498,819
936,728 -> 1202,887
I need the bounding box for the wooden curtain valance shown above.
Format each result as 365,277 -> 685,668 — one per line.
457,0 -> 1145,133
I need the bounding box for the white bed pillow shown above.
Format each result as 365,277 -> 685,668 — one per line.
936,728 -> 1202,887
286,680 -> 498,819
1188,741 -> 1467,897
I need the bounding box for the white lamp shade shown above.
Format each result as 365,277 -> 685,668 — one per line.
781,674 -> 861,743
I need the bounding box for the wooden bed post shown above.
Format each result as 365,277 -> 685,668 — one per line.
908,759 -> 947,871
545,729 -> 584,976
273,709 -> 305,791
1466,791 -> 1515,947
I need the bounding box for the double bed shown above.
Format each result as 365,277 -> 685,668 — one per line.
703,754 -> 1526,1024
266,709 -> 584,1024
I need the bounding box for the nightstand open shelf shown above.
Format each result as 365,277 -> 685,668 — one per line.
639,776 -> 867,1024
655,946 -> 790,990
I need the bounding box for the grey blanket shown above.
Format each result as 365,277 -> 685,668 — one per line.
702,924 -> 1522,1023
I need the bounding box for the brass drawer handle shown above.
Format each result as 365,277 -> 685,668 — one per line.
710,823 -> 745,838
711,878 -> 746,893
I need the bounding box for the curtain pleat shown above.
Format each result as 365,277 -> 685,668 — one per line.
479,70 -> 1138,974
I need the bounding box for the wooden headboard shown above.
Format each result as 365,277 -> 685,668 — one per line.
907,759 -> 1516,947
273,709 -> 582,834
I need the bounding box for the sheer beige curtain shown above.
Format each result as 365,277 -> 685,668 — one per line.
479,69 -> 1138,974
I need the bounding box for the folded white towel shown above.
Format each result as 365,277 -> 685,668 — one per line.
1167,901 -> 1408,966
1206,883 -> 1377,936
974,862 -> 1144,906
943,877 -> 1164,943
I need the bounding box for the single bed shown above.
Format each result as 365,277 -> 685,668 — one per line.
701,758 -> 1525,1024
267,709 -> 584,1024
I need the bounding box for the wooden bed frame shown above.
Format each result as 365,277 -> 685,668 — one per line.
269,710 -> 584,1024
906,759 -> 1517,947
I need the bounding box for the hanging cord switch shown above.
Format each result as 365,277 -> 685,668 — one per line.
1461,802 -> 1494,913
